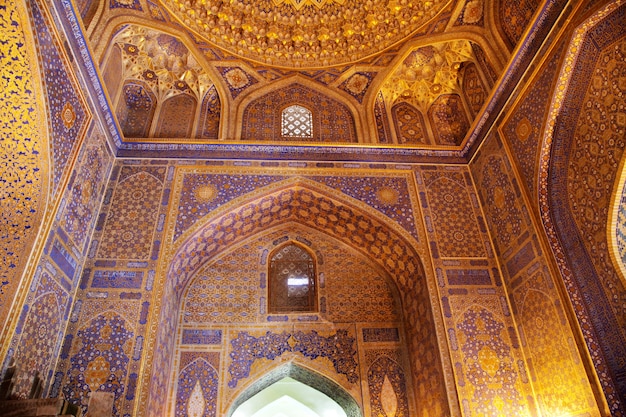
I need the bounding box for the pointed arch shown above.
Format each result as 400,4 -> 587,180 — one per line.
367,355 -> 410,417
281,104 -> 314,139
268,241 -> 318,313
241,82 -> 357,143
236,77 -> 363,142
154,93 -> 197,138
168,178 -> 424,296
175,356 -> 219,417
117,80 -> 157,138
226,363 -> 362,417
143,178 -> 452,416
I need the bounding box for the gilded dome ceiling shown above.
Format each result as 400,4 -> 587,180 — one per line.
80,0 -> 543,160
160,0 -> 452,68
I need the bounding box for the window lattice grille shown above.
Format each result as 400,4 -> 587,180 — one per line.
281,105 -> 313,138
269,243 -> 317,313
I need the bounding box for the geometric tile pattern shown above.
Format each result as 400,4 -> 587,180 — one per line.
170,186 -> 423,296
501,43 -> 564,200
60,126 -> 112,251
540,8 -> 626,411
174,219 -> 408,414
323,255 -> 400,323
29,0 -> 89,195
392,102 -> 427,144
7,1 -> 620,415
308,175 -> 419,241
461,63 -> 487,117
477,154 -> 523,249
421,169 -> 486,258
13,271 -> 67,398
566,35 -> 626,324
241,84 -> 357,143
183,245 -> 260,323
98,167 -> 165,259
175,171 -> 419,242
161,183 -> 447,416
182,225 -> 401,324
175,173 -> 286,241
338,72 -> 375,103
470,131 -> 601,416
216,67 -> 259,99
415,161 -> 532,416
497,0 -> 540,48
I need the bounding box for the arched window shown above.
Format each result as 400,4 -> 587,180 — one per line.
269,243 -> 317,313
281,105 -> 313,138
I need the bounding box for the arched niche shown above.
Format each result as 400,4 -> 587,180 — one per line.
172,222 -> 408,416
240,82 -> 358,143
98,23 -> 224,140
460,62 -> 488,117
154,93 -> 197,138
116,80 -> 156,138
391,101 -> 428,145
143,180 -> 451,416
268,241 -> 317,314
101,43 -> 123,105
197,85 -> 221,139
428,94 -> 470,146
227,364 -> 361,417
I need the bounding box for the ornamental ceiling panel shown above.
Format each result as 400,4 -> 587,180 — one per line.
159,0 -> 453,68
78,0 -> 551,160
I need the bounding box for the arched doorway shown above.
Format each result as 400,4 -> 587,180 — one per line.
228,364 -> 361,417
143,180 -> 450,416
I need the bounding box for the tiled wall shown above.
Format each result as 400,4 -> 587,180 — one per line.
1,0 -> 113,403
471,134 -> 599,416
57,162 -> 452,416
414,165 -> 536,415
